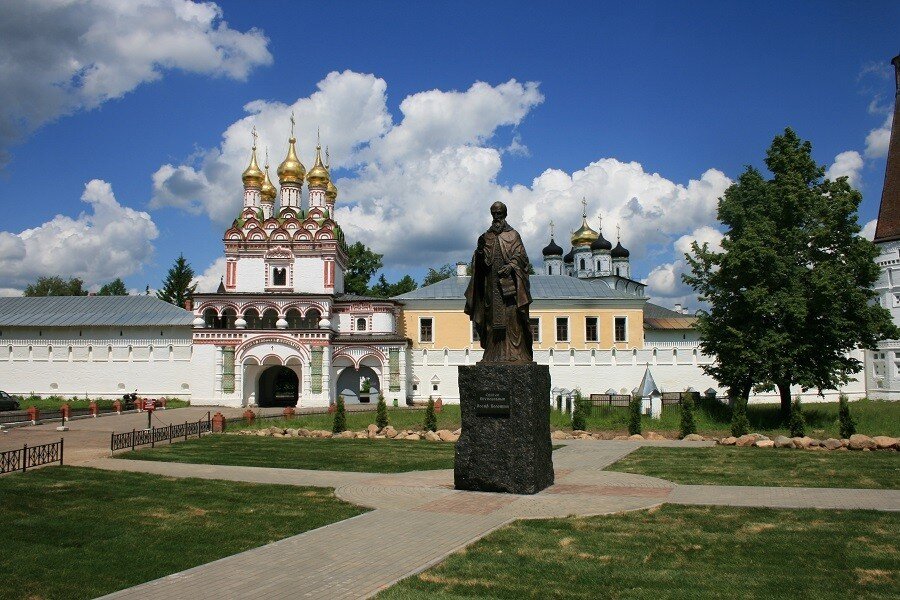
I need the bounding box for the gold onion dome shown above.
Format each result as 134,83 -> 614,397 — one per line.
277,137 -> 306,184
241,145 -> 264,188
571,216 -> 599,247
325,178 -> 338,202
260,162 -> 276,202
306,145 -> 330,188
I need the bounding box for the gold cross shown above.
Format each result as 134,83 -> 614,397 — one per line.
290,111 -> 295,137
581,197 -> 587,218
251,126 -> 258,149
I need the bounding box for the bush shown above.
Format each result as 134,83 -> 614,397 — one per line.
571,391 -> 587,431
331,395 -> 347,434
838,393 -> 856,439
788,396 -> 806,437
424,396 -> 437,432
376,393 -> 389,429
628,396 -> 642,435
679,394 -> 697,438
730,396 -> 750,437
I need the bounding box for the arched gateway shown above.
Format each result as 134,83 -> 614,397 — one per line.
258,365 -> 299,407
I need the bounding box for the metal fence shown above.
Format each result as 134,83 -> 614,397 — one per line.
0,439 -> 64,474
0,400 -> 138,425
110,414 -> 211,452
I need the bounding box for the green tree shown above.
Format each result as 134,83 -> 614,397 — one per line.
422,263 -> 455,287
838,393 -> 856,438
679,394 -> 697,438
730,395 -> 750,437
345,242 -> 383,296
388,274 -> 418,296
24,276 -> 87,296
685,128 -> 897,418
97,278 -> 128,296
332,395 -> 347,433
423,396 -> 437,432
571,391 -> 587,431
628,396 -> 642,436
375,393 -> 389,429
156,254 -> 196,307
788,396 -> 806,437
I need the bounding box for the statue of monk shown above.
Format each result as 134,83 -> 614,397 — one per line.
465,201 -> 534,364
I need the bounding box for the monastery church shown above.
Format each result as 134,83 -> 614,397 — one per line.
5,74 -> 900,408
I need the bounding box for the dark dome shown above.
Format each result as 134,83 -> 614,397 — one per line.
611,241 -> 630,258
542,237 -> 563,256
563,247 -> 575,263
590,233 -> 612,251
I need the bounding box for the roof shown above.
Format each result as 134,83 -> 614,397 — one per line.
393,275 -> 639,301
335,293 -> 400,304
0,296 -> 194,327
636,366 -> 660,396
643,302 -> 697,329
873,55 -> 900,243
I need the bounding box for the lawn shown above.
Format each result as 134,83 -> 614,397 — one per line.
0,466 -> 365,600
10,395 -> 189,411
550,397 -> 900,438
235,405 -> 462,433
120,436 -> 457,473
606,446 -> 900,489
380,505 -> 899,599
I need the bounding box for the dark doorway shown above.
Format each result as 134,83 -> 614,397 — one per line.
258,365 -> 299,407
335,365 -> 380,404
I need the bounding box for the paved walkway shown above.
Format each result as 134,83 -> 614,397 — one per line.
84,439 -> 900,599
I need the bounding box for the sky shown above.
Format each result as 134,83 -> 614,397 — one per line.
0,0 -> 897,308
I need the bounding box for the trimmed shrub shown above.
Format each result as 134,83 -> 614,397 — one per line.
628,396 -> 642,435
679,394 -> 697,438
331,395 -> 347,434
424,396 -> 437,432
838,393 -> 856,439
376,393 -> 389,429
730,396 -> 750,437
788,395 -> 805,437
571,391 -> 587,431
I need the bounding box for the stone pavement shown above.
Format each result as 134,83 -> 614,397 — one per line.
87,439 -> 900,599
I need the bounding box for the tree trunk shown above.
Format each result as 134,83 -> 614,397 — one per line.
776,381 -> 791,421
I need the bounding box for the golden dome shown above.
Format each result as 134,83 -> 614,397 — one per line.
571,216 -> 599,247
277,137 -> 306,184
260,161 -> 276,202
241,145 -> 264,188
306,144 -> 330,188
325,178 -> 338,202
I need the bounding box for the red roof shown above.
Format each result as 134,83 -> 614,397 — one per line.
873,55 -> 900,244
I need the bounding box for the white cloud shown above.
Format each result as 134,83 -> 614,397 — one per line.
644,227 -> 724,307
825,150 -> 864,186
865,110 -> 893,159
193,257 -> 227,293
0,0 -> 271,166
0,180 -> 158,291
861,218 -> 877,241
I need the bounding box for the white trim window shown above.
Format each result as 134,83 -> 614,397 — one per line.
355,317 -> 368,331
585,316 -> 599,342
614,316 -> 628,343
529,317 -> 541,343
419,317 -> 434,343
555,316 -> 569,343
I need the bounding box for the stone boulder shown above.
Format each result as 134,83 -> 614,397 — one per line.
437,429 -> 457,442
256,429 -> 268,437
848,434 -> 877,450
791,436 -> 812,449
337,430 -> 354,439
628,434 -> 644,441
755,439 -> 774,448
682,433 -> 705,442
367,424 -> 379,438
646,431 -> 667,441
613,435 -> 630,441
550,430 -> 569,440
355,432 -> 368,439
872,436 -> 898,450
382,426 -> 398,439
405,433 -> 421,441
735,434 -> 757,447
719,436 -> 737,446
773,435 -> 794,449
424,430 -> 441,442
823,438 -> 842,451
297,428 -> 310,437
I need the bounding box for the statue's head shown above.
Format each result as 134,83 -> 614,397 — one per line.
490,201 -> 507,230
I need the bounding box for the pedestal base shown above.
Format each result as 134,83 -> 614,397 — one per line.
455,363 -> 554,495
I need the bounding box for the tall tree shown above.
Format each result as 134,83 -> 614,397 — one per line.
157,254 -> 196,307
422,263 -> 455,287
344,242 -> 383,296
97,278 -> 128,296
369,273 -> 419,297
685,128 -> 897,417
23,276 -> 87,296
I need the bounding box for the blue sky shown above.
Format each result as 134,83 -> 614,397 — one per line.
0,0 -> 897,307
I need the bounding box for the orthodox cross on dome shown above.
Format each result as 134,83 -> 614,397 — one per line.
581,197 -> 587,218
251,126 -> 258,150
598,211 -> 603,232
264,147 -> 269,168
617,224 -> 621,242
549,219 -> 555,239
325,146 -> 330,169
290,111 -> 295,137
317,126 -> 321,149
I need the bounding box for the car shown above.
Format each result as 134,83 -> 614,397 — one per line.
0,391 -> 21,411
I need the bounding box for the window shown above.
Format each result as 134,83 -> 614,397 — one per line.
555,317 -> 569,342
286,309 -> 303,329
614,316 -> 627,342
356,317 -> 367,331
273,267 -> 287,286
585,317 -> 599,342
419,317 -> 434,343
471,321 -> 480,343
529,317 -> 540,342
580,258 -> 586,270
222,347 -> 235,393
261,309 -> 279,329
302,309 -> 321,329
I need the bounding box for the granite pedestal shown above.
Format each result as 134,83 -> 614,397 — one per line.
454,363 -> 554,494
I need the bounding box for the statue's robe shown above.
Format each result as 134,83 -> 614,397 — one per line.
464,224 -> 533,364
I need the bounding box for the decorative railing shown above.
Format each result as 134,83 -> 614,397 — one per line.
110,414 -> 211,452
0,439 -> 63,474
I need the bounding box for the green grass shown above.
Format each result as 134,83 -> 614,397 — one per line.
236,405 -> 462,433
607,446 -> 900,489
0,466 -> 365,600
380,505 -> 899,599
550,398 -> 900,438
11,395 -> 189,411
120,436 -> 457,473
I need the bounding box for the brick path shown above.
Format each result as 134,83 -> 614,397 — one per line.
88,439 -> 900,599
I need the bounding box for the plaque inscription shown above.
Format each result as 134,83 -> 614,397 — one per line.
475,390 -> 511,417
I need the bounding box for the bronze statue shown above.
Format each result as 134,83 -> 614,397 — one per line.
465,201 -> 533,364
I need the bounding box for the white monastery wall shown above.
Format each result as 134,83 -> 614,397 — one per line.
294,257 -> 326,293
234,257 -> 265,292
